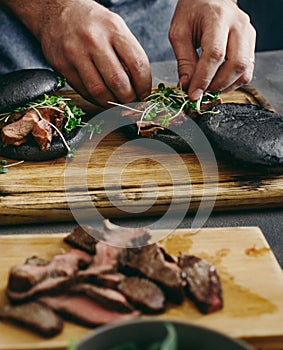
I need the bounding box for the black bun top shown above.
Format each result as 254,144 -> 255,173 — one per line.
0,68 -> 65,113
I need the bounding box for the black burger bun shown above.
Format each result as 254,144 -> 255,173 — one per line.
0,69 -> 87,161
121,102 -> 283,172
0,69 -> 64,114
197,103 -> 283,171
121,123 -> 193,154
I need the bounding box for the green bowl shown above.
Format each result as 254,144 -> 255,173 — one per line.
77,319 -> 254,350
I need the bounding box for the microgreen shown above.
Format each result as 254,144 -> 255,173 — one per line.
1,94 -> 103,160
109,84 -> 221,134
0,159 -> 24,174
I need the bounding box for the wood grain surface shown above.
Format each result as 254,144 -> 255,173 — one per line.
0,226 -> 282,350
0,86 -> 283,226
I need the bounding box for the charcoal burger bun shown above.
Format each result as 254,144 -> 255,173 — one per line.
0,69 -> 64,113
0,69 -> 86,161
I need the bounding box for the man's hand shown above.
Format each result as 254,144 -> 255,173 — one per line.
2,0 -> 152,107
169,0 -> 256,100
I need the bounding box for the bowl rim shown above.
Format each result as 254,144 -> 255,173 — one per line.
77,318 -> 254,350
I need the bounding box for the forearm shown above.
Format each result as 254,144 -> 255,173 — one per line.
0,0 -> 74,40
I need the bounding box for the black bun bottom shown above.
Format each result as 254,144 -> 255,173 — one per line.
121,123 -> 193,154
0,127 -> 86,161
121,103 -> 283,173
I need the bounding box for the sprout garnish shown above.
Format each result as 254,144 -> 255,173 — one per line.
0,94 -> 103,160
108,83 -> 221,134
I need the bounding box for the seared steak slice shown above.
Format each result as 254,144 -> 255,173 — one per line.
32,117 -> 52,150
1,110 -> 39,146
40,295 -> 140,327
103,219 -> 151,247
25,256 -> 49,266
7,276 -> 72,302
7,249 -> 93,301
64,221 -> 150,253
63,225 -> 101,254
0,301 -> 63,337
118,277 -> 165,313
70,283 -> 133,313
178,254 -> 223,314
94,272 -> 125,289
119,244 -> 184,303
78,242 -> 122,280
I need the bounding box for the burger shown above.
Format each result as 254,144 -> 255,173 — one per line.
119,83 -> 283,171
0,68 -> 87,161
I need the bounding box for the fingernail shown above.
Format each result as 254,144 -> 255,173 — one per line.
190,88 -> 203,100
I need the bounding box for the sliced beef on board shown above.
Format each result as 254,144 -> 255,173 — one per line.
118,276 -> 165,313
0,301 -> 63,337
6,249 -> 93,301
178,254 -> 223,314
119,244 -> 184,304
77,243 -> 122,280
64,220 -> 151,253
94,272 -> 126,289
63,225 -> 101,254
40,294 -> 140,327
70,283 -> 133,313
102,219 -> 151,247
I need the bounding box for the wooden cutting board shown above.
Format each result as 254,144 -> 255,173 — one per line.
0,226 -> 282,350
1,86 -> 283,226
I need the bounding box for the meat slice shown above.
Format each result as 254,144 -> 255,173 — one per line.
78,242 -> 122,280
32,118 -> 52,150
103,219 -> 151,247
64,220 -> 151,254
70,283 -> 133,313
94,272 -> 125,289
6,249 -> 93,301
118,277 -> 165,313
178,254 -> 223,314
1,110 -> 39,146
0,301 -> 63,337
119,244 -> 184,303
63,225 -> 101,254
40,295 -> 140,327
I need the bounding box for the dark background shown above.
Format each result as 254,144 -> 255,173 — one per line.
238,0 -> 283,51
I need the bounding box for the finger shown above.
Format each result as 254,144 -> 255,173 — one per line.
208,56 -> 255,93
169,22 -> 198,91
221,64 -> 255,93
116,42 -> 152,101
208,25 -> 256,92
65,55 -> 117,108
188,24 -> 229,100
90,38 -> 140,104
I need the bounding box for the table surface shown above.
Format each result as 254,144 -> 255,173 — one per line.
1,50 -> 283,268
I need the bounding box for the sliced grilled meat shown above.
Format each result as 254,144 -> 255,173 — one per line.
63,225 -> 101,254
119,244 -> 184,303
0,301 -> 63,337
6,249 -> 93,301
70,283 -> 133,313
178,254 -> 223,314
118,276 -> 165,313
40,295 -> 139,327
